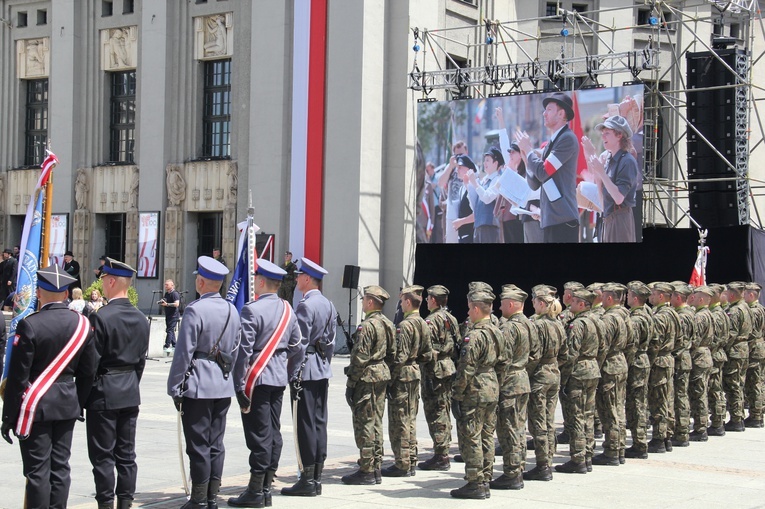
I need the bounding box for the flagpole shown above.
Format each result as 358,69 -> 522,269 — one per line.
40,178 -> 53,267
247,190 -> 256,302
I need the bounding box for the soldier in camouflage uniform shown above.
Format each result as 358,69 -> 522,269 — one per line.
450,290 -> 501,500
624,281 -> 653,458
383,285 -> 433,477
587,283 -> 606,439
593,283 -> 629,466
722,281 -> 752,432
523,291 -> 565,481
490,285 -> 533,490
647,282 -> 679,453
688,286 -> 714,441
743,283 -> 765,428
669,282 -> 695,447
707,284 -> 731,436
342,286 -> 396,485
556,281 -> 585,446
555,288 -> 600,474
418,285 -> 458,470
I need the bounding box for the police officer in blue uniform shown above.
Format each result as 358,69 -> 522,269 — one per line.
85,258 -> 150,509
168,256 -> 241,509
1,265 -> 97,509
282,258 -> 337,497
229,259 -> 302,508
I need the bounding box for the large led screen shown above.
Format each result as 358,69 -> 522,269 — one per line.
416,84 -> 645,244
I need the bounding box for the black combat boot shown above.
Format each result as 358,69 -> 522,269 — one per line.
374,467 -> 382,484
381,464 -> 410,477
591,453 -> 620,466
97,503 -> 114,509
341,469 -> 376,485
228,472 -> 265,508
263,470 -> 275,507
555,459 -> 587,473
646,438 -> 666,453
689,430 -> 708,442
116,500 -> 132,509
180,482 -> 209,509
207,478 -> 221,509
281,465 -> 317,496
418,454 -> 450,471
707,424 -> 726,436
724,419 -> 745,432
489,473 -> 524,490
450,481 -> 485,500
522,464 -> 552,481
671,436 -> 690,447
453,454 -> 464,462
556,430 -> 570,445
624,445 -> 648,459
314,462 -> 324,495
744,416 -> 764,428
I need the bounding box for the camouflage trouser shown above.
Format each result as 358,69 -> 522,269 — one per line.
723,358 -> 747,421
420,376 -> 453,455
626,364 -> 650,451
745,359 -> 764,420
596,372 -> 627,458
559,373 -> 572,438
708,361 -> 727,427
528,382 -> 558,466
649,365 -> 674,440
496,392 -> 529,477
456,401 -> 497,482
671,369 -> 691,440
351,381 -> 387,472
388,380 -> 420,470
689,365 -> 711,432
564,377 -> 598,463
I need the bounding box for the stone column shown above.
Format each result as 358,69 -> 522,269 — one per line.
223,162 -> 238,266
164,164 -> 186,286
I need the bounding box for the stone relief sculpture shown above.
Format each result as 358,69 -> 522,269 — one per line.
227,163 -> 238,205
129,167 -> 139,209
109,28 -> 130,68
204,15 -> 227,57
75,169 -> 89,210
166,165 -> 186,206
26,39 -> 45,76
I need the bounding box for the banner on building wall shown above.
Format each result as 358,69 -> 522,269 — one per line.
137,211 -> 159,278
49,213 -> 68,267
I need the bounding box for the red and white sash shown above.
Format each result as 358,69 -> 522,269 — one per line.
242,300 -> 293,413
16,313 -> 91,438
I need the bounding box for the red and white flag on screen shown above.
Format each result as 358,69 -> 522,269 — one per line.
690,234 -> 709,287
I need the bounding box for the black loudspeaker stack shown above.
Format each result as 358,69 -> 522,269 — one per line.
342,265 -> 360,289
686,48 -> 744,228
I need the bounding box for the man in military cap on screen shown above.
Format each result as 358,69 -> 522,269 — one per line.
85,258 -> 150,509
647,282 -> 679,453
722,281 -> 752,432
229,259 -> 302,508
1,265 -> 97,509
688,286 -> 714,441
383,285 -> 432,477
743,282 -> 765,428
167,256 -> 241,509
419,285 -> 458,471
491,285 -> 533,489
451,289 -> 501,499
342,285 -> 396,486
707,284 -> 731,436
282,258 -> 337,497
624,281 -> 653,458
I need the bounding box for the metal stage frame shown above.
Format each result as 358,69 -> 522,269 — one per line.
407,0 -> 765,229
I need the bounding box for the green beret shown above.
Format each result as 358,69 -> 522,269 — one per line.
564,281 -> 585,291
400,285 -> 424,297
586,282 -> 604,292
364,285 -> 390,302
571,288 -> 596,304
649,282 -> 674,294
727,281 -> 747,293
468,281 -> 494,293
745,282 -> 762,292
427,285 -> 449,297
692,285 -> 714,297
627,280 -> 651,298
671,282 -> 692,296
468,289 -> 495,304
500,284 -> 528,302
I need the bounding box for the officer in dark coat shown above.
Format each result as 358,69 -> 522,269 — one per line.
229,259 -> 302,508
1,265 -> 97,509
281,258 -> 337,497
85,258 -> 150,509
167,256 -> 241,509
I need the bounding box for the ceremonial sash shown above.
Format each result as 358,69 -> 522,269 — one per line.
242,300 -> 293,413
16,313 -> 91,438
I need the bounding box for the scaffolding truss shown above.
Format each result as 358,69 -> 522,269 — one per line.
408,0 -> 765,230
